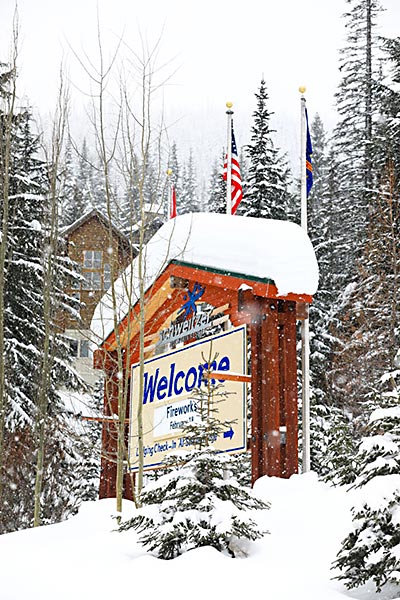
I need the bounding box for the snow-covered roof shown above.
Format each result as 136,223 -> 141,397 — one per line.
90,212 -> 319,344
61,208 -> 130,245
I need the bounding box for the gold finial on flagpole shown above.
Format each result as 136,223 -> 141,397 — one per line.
299,86 -> 306,95
166,168 -> 173,176
226,101 -> 233,114
226,101 -> 233,109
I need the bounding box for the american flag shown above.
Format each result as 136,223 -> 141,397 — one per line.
223,122 -> 243,215
305,108 -> 313,197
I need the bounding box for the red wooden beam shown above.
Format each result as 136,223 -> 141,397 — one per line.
203,371 -> 251,383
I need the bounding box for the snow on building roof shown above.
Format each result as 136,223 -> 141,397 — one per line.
90,212 -> 319,344
61,208 -> 130,245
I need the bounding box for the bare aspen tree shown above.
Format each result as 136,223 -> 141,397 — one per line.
73,19 -> 174,512
119,38 -> 167,506
73,20 -> 136,514
33,72 -> 69,526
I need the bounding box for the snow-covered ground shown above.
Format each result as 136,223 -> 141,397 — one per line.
1,472 -> 398,600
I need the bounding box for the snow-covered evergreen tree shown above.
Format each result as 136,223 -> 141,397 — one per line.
238,78 -> 292,220
371,38 -> 400,199
207,150 -> 226,213
310,403 -> 357,485
334,368 -> 400,592
307,115 -> 339,406
0,99 -> 83,533
167,141 -> 181,199
62,139 -> 94,225
59,143 -> 79,227
327,0 -> 393,416
179,149 -> 199,214
72,378 -> 103,504
330,0 -> 384,287
329,160 -> 400,412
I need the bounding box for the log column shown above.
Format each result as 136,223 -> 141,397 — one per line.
246,294 -> 298,484
94,349 -> 134,500
278,301 -> 298,477
260,300 -> 281,477
94,349 -> 119,499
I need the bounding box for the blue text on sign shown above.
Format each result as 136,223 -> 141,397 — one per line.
143,356 -> 230,404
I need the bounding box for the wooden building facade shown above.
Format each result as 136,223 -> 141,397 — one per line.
62,209 -> 133,330
60,209 -> 134,385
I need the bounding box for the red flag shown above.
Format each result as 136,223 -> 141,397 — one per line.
170,184 -> 177,219
223,122 -> 243,215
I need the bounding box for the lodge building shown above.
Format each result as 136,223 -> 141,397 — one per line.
60,209 -> 133,385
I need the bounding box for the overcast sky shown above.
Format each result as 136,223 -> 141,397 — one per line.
1,0 -> 399,178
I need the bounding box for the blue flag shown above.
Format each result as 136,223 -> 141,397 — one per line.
305,108 -> 313,197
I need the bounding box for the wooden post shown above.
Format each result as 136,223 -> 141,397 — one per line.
95,348 -> 135,501
244,294 -> 299,484
98,350 -> 119,499
261,301 -> 281,476
278,302 -> 298,477
249,297 -> 263,484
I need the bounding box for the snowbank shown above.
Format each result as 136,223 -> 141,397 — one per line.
0,473 -> 364,600
91,213 -> 319,344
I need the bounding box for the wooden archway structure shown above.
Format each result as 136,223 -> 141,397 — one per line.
93,258 -> 313,499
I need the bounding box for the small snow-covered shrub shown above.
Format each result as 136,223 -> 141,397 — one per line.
119,448 -> 268,559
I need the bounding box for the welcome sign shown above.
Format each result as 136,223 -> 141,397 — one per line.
128,325 -> 247,471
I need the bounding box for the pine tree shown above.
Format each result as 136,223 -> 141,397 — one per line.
326,0 -> 392,416
59,143 -> 79,227
5,107 -> 50,428
310,403 -> 357,485
119,358 -> 268,559
307,115 -> 339,406
378,37 -> 400,184
179,149 -> 199,214
167,141 -> 181,199
238,78 -> 292,220
333,368 -> 400,592
62,139 -> 94,225
329,161 -> 400,412
330,0 -> 384,287
207,150 -> 226,213
72,378 -> 103,504
0,102 -> 83,533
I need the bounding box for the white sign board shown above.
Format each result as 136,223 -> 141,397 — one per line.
128,325 -> 247,471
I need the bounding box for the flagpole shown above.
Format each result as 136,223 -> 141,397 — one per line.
166,168 -> 173,218
299,86 -> 311,473
226,102 -> 233,215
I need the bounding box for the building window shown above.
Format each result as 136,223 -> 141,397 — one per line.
82,271 -> 101,290
104,263 -> 112,290
69,339 -> 78,357
80,340 -> 90,358
68,338 -> 91,358
83,250 -> 102,269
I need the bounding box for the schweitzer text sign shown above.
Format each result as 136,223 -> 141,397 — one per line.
128,325 -> 247,471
